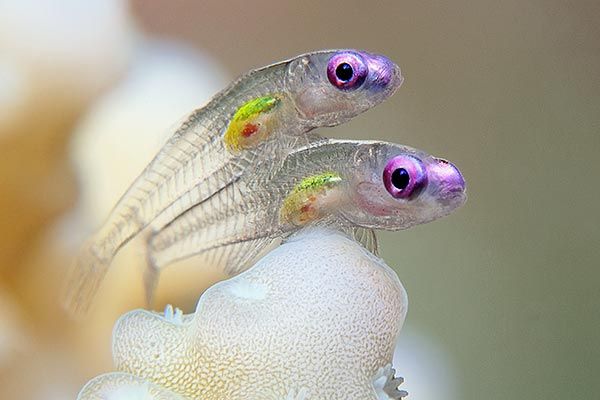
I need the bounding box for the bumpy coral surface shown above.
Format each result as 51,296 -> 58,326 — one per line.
78,229 -> 408,399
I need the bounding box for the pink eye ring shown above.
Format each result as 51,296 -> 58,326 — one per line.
327,52 -> 368,90
383,155 -> 428,199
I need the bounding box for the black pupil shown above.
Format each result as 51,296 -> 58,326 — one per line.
335,63 -> 354,82
391,168 -> 410,190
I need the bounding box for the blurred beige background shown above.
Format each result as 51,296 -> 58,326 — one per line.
0,1 -> 598,399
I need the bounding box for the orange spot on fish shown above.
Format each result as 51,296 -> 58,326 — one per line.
241,123 -> 259,137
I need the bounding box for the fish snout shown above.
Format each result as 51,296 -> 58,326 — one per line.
362,52 -> 403,92
429,158 -> 467,206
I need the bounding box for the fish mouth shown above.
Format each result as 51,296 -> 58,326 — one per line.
440,189 -> 467,208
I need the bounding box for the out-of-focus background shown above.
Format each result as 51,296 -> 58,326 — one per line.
0,1 -> 598,399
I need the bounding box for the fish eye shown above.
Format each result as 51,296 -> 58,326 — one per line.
383,155 -> 428,199
327,52 -> 368,90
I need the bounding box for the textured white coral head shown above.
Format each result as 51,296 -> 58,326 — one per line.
108,229 -> 408,399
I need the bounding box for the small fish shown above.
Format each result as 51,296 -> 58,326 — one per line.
65,50 -> 402,313
147,139 -> 467,290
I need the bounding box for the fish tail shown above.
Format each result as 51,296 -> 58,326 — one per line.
62,237 -> 115,316
143,252 -> 160,308
63,210 -> 145,315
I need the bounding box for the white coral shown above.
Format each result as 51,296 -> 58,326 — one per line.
372,364 -> 407,400
79,229 -> 408,399
162,305 -> 183,326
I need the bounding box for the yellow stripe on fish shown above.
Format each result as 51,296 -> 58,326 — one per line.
224,95 -> 283,151
280,172 -> 344,226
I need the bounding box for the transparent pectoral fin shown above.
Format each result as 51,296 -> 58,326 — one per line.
315,218 -> 380,257
349,227 -> 380,256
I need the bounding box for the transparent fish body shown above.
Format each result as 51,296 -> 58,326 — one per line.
147,139 -> 467,290
65,50 -> 403,313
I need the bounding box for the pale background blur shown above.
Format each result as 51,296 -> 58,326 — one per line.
0,1 -> 598,399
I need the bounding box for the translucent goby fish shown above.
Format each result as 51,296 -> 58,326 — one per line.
64,49 -> 403,313
147,139 -> 467,294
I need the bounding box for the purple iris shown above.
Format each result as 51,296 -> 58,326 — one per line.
326,52 -> 368,90
383,155 -> 428,199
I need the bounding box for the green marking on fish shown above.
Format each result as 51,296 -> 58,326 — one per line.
224,95 -> 282,151
292,172 -> 342,194
280,172 -> 343,225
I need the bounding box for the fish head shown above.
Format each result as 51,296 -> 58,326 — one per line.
285,50 -> 403,127
341,141 -> 466,230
